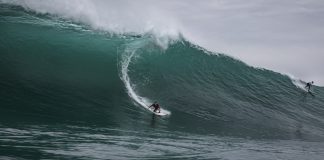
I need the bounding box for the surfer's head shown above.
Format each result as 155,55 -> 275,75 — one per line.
312,81 -> 314,84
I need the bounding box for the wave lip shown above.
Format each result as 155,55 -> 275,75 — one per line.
0,0 -> 182,43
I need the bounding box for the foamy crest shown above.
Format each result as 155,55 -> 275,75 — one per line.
2,0 -> 181,49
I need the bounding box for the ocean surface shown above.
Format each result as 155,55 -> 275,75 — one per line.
1,3 -> 324,160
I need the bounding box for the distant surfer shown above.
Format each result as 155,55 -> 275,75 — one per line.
305,81 -> 314,92
149,102 -> 161,113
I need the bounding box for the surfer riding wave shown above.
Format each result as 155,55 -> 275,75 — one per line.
149,102 -> 161,113
118,41 -> 170,116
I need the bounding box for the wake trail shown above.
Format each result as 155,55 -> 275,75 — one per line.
118,40 -> 171,116
288,74 -> 310,92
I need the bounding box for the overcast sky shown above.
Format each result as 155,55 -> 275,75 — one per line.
4,0 -> 324,85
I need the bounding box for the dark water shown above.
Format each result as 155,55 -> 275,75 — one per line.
1,4 -> 324,160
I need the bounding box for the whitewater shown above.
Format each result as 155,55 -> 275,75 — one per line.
119,39 -> 171,116
1,1 -> 324,160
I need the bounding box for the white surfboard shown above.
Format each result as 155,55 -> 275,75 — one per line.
147,106 -> 170,116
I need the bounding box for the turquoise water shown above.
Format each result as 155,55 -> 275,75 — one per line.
1,4 -> 324,160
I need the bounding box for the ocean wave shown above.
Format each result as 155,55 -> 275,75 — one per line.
1,3 -> 324,141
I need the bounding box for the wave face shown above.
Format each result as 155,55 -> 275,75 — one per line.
1,4 -> 324,160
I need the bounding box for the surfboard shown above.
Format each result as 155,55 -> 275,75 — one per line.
308,91 -> 315,97
147,106 -> 170,116
301,85 -> 315,93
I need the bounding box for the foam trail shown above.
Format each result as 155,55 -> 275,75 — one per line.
287,74 -> 308,92
119,41 -> 171,116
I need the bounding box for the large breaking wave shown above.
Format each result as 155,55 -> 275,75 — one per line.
0,2 -> 324,141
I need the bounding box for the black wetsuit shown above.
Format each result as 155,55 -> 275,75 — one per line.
306,83 -> 311,91
150,103 -> 160,113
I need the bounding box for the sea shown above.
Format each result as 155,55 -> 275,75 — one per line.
1,3 -> 324,160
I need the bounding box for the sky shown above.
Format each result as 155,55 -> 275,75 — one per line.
3,0 -> 324,85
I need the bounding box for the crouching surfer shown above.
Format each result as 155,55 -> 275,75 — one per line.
149,102 -> 161,113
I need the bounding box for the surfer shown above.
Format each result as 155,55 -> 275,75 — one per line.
149,102 -> 161,113
305,81 -> 314,92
